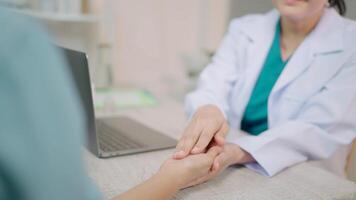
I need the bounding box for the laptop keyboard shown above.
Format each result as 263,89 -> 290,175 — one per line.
96,120 -> 146,152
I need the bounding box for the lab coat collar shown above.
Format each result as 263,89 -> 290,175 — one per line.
240,8 -> 345,55
276,8 -> 345,94
308,8 -> 344,55
241,8 -> 345,95
239,9 -> 279,44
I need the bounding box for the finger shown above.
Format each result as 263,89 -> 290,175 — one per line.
174,129 -> 202,159
207,140 -> 218,149
206,146 -> 223,159
173,137 -> 188,159
212,158 -> 220,172
214,123 -> 229,145
191,125 -> 219,154
214,123 -> 229,146
175,118 -> 198,148
212,152 -> 229,172
175,122 -> 194,151
173,140 -> 192,159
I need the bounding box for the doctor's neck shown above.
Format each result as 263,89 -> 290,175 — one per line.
280,9 -> 324,40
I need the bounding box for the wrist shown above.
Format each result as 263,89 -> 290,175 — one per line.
239,151 -> 255,164
230,144 -> 255,165
155,169 -> 185,190
236,149 -> 255,164
224,144 -> 242,165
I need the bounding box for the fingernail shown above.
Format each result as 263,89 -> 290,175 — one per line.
217,137 -> 225,144
214,162 -> 219,171
174,151 -> 184,158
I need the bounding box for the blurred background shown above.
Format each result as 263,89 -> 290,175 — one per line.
2,0 -> 356,101
1,0 -> 355,183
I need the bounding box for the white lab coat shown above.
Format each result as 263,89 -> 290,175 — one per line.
185,8 -> 356,177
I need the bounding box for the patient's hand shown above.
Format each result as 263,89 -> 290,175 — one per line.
184,143 -> 254,188
158,146 -> 222,189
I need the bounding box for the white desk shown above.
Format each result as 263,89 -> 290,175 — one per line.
86,100 -> 356,200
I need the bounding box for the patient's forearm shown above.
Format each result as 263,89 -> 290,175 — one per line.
112,171 -> 181,200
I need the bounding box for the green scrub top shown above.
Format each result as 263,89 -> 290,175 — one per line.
0,7 -> 102,200
241,20 -> 288,136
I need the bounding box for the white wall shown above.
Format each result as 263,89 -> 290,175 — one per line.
21,0 -> 231,98
95,0 -> 230,97
41,20 -> 98,74
345,0 -> 356,20
229,0 -> 273,19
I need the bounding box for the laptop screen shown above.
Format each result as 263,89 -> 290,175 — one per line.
60,47 -> 98,153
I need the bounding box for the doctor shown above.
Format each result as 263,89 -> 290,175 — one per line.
174,0 -> 356,185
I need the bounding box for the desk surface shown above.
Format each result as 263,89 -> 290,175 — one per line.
86,100 -> 356,200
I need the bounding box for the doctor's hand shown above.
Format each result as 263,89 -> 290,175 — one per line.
159,146 -> 222,189
184,143 -> 254,188
174,105 -> 229,159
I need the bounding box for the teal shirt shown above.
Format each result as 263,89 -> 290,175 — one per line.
241,21 -> 288,136
0,8 -> 102,200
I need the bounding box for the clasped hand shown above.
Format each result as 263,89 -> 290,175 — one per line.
159,105 -> 254,189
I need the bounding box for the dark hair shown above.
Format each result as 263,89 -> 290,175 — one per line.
329,0 -> 346,16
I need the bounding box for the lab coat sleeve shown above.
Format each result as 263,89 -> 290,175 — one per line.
185,20 -> 242,118
234,54 -> 356,176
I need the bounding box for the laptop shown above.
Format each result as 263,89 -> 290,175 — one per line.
61,47 -> 177,158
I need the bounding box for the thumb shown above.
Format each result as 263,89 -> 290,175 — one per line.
214,123 -> 229,146
212,152 -> 229,172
